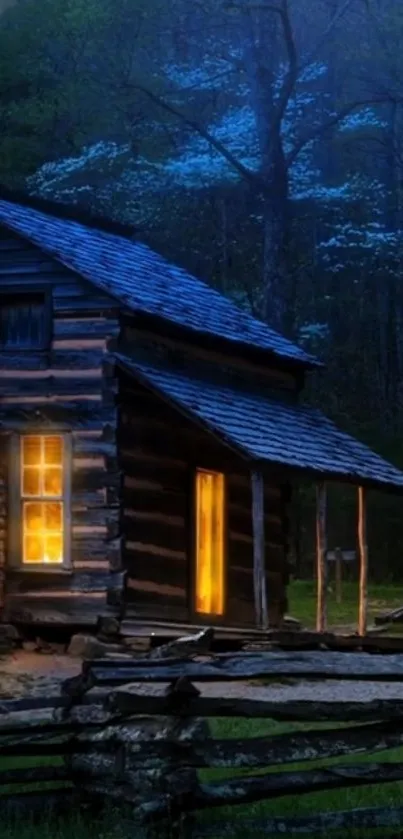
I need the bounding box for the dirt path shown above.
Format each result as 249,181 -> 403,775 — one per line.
0,651 -> 81,698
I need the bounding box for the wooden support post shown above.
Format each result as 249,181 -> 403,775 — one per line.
316,483 -> 327,633
251,471 -> 268,630
358,486 -> 368,637
335,547 -> 343,605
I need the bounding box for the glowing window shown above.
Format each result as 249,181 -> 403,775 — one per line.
195,469 -> 225,616
21,435 -> 65,565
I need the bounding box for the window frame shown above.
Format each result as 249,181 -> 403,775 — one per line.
0,285 -> 52,352
8,432 -> 72,572
193,467 -> 227,620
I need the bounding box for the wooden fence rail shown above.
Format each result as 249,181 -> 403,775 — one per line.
5,644 -> 403,835
71,649 -> 403,691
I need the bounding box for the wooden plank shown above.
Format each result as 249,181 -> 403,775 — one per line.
126,578 -> 186,601
113,761 -> 403,819
126,602 -> 190,623
73,508 -> 118,528
0,703 -> 113,734
191,761 -> 403,811
125,554 -> 187,589
5,570 -> 117,594
358,485 -> 368,637
316,482 -> 327,633
53,319 -> 119,339
123,516 -> 187,553
53,298 -> 117,314
123,719 -> 403,769
0,261 -> 59,275
0,376 -> 102,397
72,538 -> 121,568
0,404 -> 116,430
123,486 -> 186,518
375,605 -> 403,626
125,542 -> 186,562
72,468 -> 120,492
3,592 -> 109,625
106,688 -> 403,720
0,350 -> 105,371
86,649 -> 403,685
73,438 -> 116,457
251,471 -> 268,630
122,324 -> 298,391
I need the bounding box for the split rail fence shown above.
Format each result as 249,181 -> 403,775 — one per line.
4,650 -> 403,835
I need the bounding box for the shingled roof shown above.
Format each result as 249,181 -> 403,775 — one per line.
116,353 -> 403,492
0,198 -> 318,367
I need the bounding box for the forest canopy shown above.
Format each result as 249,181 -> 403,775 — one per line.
1,0 -> 403,574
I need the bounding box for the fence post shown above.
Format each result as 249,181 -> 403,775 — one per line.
316,483 -> 327,633
251,470 -> 268,630
358,486 -> 368,637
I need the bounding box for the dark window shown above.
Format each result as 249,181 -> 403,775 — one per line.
0,293 -> 49,350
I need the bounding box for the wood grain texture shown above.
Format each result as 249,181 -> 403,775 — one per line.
316,482 -> 327,633
119,374 -> 289,628
0,232 -> 121,624
87,649 -> 403,685
358,485 -> 368,636
251,471 -> 268,629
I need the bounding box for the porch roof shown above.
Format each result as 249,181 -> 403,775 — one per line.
115,353 -> 403,493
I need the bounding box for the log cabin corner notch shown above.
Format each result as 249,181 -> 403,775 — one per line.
0,191 -> 403,633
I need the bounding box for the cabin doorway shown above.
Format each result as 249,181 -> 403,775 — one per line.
194,469 -> 225,618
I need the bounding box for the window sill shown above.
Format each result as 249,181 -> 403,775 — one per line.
12,567 -> 73,575
0,348 -> 50,353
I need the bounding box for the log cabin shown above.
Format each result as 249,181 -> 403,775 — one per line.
0,190 -> 403,636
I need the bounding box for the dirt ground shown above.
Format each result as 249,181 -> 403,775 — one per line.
0,650 -> 81,698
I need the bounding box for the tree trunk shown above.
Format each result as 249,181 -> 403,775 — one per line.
261,152 -> 290,332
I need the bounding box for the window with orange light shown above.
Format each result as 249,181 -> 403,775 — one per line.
195,469 -> 225,616
20,435 -> 65,565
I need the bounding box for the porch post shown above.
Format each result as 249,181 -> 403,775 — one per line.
316,482 -> 327,633
251,470 -> 268,630
358,486 -> 368,637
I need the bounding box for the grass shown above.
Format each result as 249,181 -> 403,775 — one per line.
4,720 -> 403,839
288,578 -> 403,630
198,716 -> 403,839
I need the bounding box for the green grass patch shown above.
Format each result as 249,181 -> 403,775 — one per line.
197,716 -> 403,838
1,722 -> 403,839
289,579 -> 403,630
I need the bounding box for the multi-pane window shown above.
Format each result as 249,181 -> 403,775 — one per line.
21,436 -> 65,565
0,292 -> 49,350
195,469 -> 225,616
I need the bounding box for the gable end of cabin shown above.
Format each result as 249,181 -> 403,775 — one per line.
0,226 -> 122,626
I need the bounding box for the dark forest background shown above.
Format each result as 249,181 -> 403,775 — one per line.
1,0 -> 403,579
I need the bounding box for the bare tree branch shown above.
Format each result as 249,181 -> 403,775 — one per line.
272,0 -> 298,129
125,83 -> 258,184
300,0 -> 359,72
287,96 -> 392,166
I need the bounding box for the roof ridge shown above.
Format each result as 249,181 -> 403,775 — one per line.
0,184 -> 140,239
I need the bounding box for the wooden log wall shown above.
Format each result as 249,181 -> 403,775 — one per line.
121,321 -> 302,395
119,373 -> 291,627
0,230 -> 122,625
